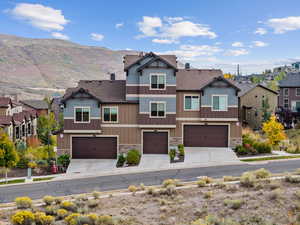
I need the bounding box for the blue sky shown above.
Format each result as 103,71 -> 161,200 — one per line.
1,0 -> 300,74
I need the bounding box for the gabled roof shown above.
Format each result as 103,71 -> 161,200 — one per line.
236,83 -> 278,96
61,87 -> 102,104
176,69 -> 223,91
0,115 -> 13,126
20,100 -> 48,110
0,97 -> 12,108
199,76 -> 241,92
62,80 -> 128,104
137,55 -> 178,73
124,52 -> 177,71
279,73 -> 300,87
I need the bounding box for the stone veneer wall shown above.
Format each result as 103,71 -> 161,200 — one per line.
57,148 -> 70,156
230,137 -> 242,148
169,137 -> 183,148
119,144 -> 142,154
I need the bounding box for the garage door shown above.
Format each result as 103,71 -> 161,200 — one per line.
143,132 -> 168,154
184,125 -> 228,147
72,137 -> 117,159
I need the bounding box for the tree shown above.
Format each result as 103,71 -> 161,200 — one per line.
0,129 -> 19,183
37,112 -> 58,146
261,97 -> 272,122
267,80 -> 278,91
262,115 -> 286,147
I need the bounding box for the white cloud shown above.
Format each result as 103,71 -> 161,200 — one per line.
90,33 -> 104,41
10,3 -> 69,31
253,41 -> 268,47
137,16 -> 217,40
224,49 -> 249,56
159,44 -> 222,61
254,27 -> 267,35
267,16 -> 300,34
115,23 -> 124,29
232,42 -> 244,47
51,32 -> 69,40
137,16 -> 162,37
152,38 -> 178,44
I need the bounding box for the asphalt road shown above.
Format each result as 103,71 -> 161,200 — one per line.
0,159 -> 299,203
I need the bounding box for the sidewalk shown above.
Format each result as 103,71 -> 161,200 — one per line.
0,173 -> 61,183
239,151 -> 300,160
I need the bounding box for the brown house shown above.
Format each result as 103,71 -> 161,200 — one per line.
20,100 -> 49,116
57,52 -> 242,159
237,83 -> 278,129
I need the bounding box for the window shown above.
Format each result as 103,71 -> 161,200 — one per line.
150,74 -> 165,90
212,95 -> 228,111
75,107 -> 90,123
103,107 -> 118,122
27,123 -> 31,136
15,127 -> 20,139
22,124 -> 26,137
284,88 -> 289,96
150,102 -> 165,117
284,98 -> 289,109
296,88 -> 300,96
184,95 -> 200,110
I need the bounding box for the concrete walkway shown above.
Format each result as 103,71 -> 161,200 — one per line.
138,154 -> 170,170
67,159 -> 117,175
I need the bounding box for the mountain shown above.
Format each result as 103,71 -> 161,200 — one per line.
0,34 -> 138,99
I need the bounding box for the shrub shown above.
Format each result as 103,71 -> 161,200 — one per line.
116,154 -> 126,167
223,176 -> 240,182
234,145 -> 248,155
294,169 -> 300,175
146,186 -> 157,195
64,213 -> 80,225
60,201 -> 77,212
178,144 -> 184,156
15,197 -> 32,209
285,175 -> 300,184
97,215 -> 114,225
268,188 -> 282,200
196,180 -> 206,187
296,190 -> 300,199
11,210 -> 35,225
56,209 -> 68,220
253,142 -> 272,154
162,179 -> 180,187
87,199 -> 98,208
224,199 -> 244,210
54,197 -> 64,205
92,191 -> 101,199
169,149 -> 176,161
128,185 -> 138,193
34,212 -> 54,225
198,176 -> 213,184
44,206 -> 57,216
27,161 -> 37,169
254,168 -> 271,179
203,191 -> 213,199
57,154 -> 70,168
191,215 -> 238,225
43,195 -> 55,206
140,183 -> 146,190
126,149 -> 140,165
240,172 -> 257,187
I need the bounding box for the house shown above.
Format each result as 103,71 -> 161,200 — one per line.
20,100 -> 49,116
278,73 -> 300,112
57,52 -> 242,159
236,83 -> 278,129
0,97 -> 38,144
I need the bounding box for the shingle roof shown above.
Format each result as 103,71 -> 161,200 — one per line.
62,80 -> 128,103
279,73 -> 300,87
0,115 -> 13,126
176,69 -> 223,90
20,100 -> 49,110
236,83 -> 278,96
124,52 -> 177,70
0,97 -> 11,108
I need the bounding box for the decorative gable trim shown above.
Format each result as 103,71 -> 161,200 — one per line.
200,76 -> 241,96
61,88 -> 102,106
137,56 -> 178,74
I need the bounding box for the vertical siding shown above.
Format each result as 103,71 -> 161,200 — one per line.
101,103 -> 138,124
176,92 -> 201,118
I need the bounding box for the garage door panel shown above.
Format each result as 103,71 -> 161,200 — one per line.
72,137 -> 117,159
184,125 -> 228,147
143,132 -> 168,154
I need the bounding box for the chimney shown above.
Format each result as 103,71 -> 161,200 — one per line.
185,63 -> 190,69
110,73 -> 115,81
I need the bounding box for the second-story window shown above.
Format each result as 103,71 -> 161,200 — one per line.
184,95 -> 200,111
284,88 -> 289,96
296,88 -> 300,96
150,74 -> 166,90
212,95 -> 228,111
103,107 -> 118,123
75,107 -> 90,123
150,102 -> 165,117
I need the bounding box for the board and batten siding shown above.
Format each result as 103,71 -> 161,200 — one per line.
176,91 -> 201,118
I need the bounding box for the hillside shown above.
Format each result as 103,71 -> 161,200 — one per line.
0,34 -> 138,99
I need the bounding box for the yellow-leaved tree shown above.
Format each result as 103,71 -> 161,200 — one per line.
262,115 -> 286,146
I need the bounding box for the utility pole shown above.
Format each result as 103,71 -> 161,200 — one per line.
237,64 -> 240,77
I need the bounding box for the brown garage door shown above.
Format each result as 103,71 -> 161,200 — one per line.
143,132 -> 168,154
184,125 -> 228,147
72,137 -> 117,159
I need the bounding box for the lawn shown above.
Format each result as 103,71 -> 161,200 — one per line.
0,179 -> 25,185
1,170 -> 300,225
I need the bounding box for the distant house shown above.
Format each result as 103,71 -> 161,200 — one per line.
278,73 -> 300,112
20,100 -> 49,116
236,83 -> 278,129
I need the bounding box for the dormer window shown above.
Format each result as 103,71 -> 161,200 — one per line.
150,74 -> 166,90
74,107 -> 90,123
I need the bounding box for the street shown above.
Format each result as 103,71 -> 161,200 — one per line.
0,159 -> 299,203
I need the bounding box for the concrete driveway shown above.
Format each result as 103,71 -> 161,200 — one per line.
138,154 -> 170,169
67,159 -> 117,175
183,147 -> 240,166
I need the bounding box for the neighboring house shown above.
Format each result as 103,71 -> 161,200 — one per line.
20,100 -> 49,116
236,83 -> 278,129
57,52 -> 242,159
278,73 -> 300,112
0,97 -> 38,144
50,97 -> 63,121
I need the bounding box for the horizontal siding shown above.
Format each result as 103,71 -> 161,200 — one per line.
64,119 -> 101,130
138,114 -> 176,125
200,107 -> 238,118
126,86 -> 176,95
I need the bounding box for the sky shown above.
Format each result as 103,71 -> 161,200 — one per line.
1,0 -> 300,74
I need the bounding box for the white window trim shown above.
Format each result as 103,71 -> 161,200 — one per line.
283,98 -> 289,108
284,88 -> 289,96
74,106 -> 91,123
184,94 -> 200,111
102,106 -> 119,123
149,101 -> 166,118
296,88 -> 300,96
149,73 -> 166,90
211,95 -> 228,112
